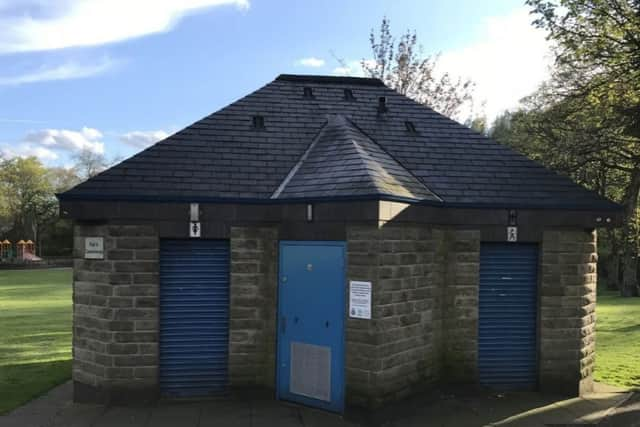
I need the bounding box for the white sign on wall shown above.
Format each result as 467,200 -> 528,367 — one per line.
189,221 -> 201,238
507,226 -> 518,242
84,237 -> 104,259
349,280 -> 372,319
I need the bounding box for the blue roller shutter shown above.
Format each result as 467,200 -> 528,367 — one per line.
478,243 -> 538,390
159,239 -> 229,397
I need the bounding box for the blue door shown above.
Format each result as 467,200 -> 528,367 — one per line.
159,240 -> 229,397
277,241 -> 345,413
479,243 -> 538,390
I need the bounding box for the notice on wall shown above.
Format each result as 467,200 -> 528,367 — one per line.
84,237 -> 104,259
507,226 -> 518,242
349,281 -> 371,319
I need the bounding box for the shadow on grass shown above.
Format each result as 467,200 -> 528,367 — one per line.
0,359 -> 71,415
599,324 -> 640,333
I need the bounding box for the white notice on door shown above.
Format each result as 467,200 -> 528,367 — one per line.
349,281 -> 371,319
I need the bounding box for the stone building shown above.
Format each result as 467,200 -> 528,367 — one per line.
58,74 -> 620,413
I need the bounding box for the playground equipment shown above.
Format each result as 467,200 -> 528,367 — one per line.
0,239 -> 10,259
15,239 -> 42,261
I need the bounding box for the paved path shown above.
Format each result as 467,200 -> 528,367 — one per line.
599,392 -> 640,427
0,382 -> 633,427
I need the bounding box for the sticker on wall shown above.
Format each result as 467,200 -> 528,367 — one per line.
507,226 -> 518,242
84,237 -> 104,259
349,281 -> 371,319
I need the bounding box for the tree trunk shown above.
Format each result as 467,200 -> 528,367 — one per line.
606,254 -> 620,290
605,229 -> 620,290
620,168 -> 640,297
622,255 -> 639,296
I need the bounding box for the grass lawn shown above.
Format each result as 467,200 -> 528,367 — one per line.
0,268 -> 72,414
594,291 -> 640,390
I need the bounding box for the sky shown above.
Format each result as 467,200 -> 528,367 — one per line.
0,0 -> 552,168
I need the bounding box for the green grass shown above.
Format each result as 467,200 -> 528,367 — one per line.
0,268 -> 72,414
594,291 -> 640,390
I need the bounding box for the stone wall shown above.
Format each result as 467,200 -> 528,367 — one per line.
345,225 -> 447,408
73,223 -> 159,402
540,229 -> 597,395
71,221 -> 598,406
228,226 -> 278,388
441,229 -> 480,382
345,226 -> 380,408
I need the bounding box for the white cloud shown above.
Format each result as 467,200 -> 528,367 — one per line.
23,126 -> 104,154
0,0 -> 249,54
120,130 -> 169,148
0,143 -> 59,162
0,58 -> 117,86
1,126 -> 106,164
437,8 -> 552,122
296,57 -> 325,68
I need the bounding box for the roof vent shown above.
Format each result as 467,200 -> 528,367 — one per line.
252,115 -> 265,129
303,87 -> 314,98
405,121 -> 418,134
378,96 -> 387,113
344,89 -> 356,101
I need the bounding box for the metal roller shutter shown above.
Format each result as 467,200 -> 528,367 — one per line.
478,243 -> 538,390
159,239 -> 229,397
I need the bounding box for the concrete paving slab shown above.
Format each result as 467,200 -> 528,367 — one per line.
92,406 -> 152,427
492,401 -> 577,426
50,403 -> 106,427
198,400 -> 252,427
298,407 -> 358,427
0,381 -> 634,427
572,393 -> 631,424
146,403 -> 201,427
600,392 -> 640,427
249,401 -> 302,427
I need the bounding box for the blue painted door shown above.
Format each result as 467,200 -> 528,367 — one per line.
277,241 -> 345,413
479,243 -> 538,390
159,240 -> 229,397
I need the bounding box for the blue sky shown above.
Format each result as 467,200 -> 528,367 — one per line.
0,0 -> 551,168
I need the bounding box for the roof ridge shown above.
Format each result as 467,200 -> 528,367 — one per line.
343,117 -> 443,202
275,114 -> 442,201
276,74 -> 385,87
348,137 -> 390,196
270,120 -> 329,199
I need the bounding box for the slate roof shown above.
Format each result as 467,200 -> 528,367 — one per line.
60,74 -> 619,210
273,114 -> 440,201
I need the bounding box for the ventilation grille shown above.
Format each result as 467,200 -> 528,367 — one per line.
290,341 -> 331,402
252,115 -> 265,129
405,121 -> 418,134
303,87 -> 314,98
343,89 -> 355,100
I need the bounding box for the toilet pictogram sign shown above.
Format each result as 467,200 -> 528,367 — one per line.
190,221 -> 201,238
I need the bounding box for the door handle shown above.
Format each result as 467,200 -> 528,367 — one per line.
281,316 -> 286,334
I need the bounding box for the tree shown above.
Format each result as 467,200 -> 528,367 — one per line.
524,0 -> 640,296
362,17 -> 477,121
0,157 -> 57,255
47,167 -> 81,193
72,149 -> 108,179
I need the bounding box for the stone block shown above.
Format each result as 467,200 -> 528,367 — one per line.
117,238 -> 158,250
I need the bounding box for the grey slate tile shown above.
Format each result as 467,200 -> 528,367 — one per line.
59,74 -> 619,210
